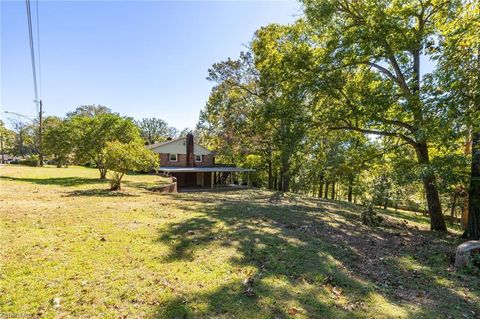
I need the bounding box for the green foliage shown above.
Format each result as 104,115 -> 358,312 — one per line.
200,0 -> 480,231
69,113 -> 142,179
0,120 -> 15,156
361,204 -> 383,226
135,118 -> 178,145
43,119 -> 74,167
66,104 -> 112,118
104,141 -> 159,190
10,120 -> 36,157
14,155 -> 40,167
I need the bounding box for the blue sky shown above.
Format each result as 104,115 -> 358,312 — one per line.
1,0 -> 301,129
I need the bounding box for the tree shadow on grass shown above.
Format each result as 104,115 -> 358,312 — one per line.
122,180 -> 170,191
64,189 -> 138,197
0,175 -> 103,187
151,191 -> 480,319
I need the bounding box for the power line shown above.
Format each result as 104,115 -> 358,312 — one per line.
25,0 -> 43,166
25,0 -> 39,113
35,0 -> 42,99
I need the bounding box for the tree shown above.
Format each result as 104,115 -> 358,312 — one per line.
135,118 -> 177,144
43,119 -> 74,167
66,104 -> 111,118
178,128 -> 193,138
10,120 -> 36,157
0,120 -> 15,163
104,141 -> 159,190
298,0 -> 464,231
252,23 -> 313,191
69,113 -> 142,179
434,0 -> 480,238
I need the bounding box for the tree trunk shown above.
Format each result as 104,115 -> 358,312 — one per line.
415,142 -> 447,231
450,191 -> 458,225
281,173 -> 289,192
99,167 -> 107,180
463,130 -> 480,239
331,181 -> 335,200
319,179 -> 324,198
462,129 -> 472,229
110,182 -> 121,191
267,158 -> 273,189
348,178 -> 353,202
324,181 -> 329,199
280,157 -> 289,192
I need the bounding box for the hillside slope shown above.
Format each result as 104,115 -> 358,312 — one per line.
1,166 -> 478,318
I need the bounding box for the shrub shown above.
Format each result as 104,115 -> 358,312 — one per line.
104,141 -> 159,190
361,203 -> 383,226
16,155 -> 40,167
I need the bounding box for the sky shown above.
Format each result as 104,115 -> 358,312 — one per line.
1,0 -> 301,130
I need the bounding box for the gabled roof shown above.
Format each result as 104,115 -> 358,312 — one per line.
145,137 -> 183,150
147,137 -> 213,155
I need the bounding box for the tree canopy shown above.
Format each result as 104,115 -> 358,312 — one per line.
198,0 -> 479,235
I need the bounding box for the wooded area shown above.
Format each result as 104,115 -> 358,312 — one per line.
195,0 -> 480,235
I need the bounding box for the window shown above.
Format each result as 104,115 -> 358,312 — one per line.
169,154 -> 177,162
195,155 -> 202,162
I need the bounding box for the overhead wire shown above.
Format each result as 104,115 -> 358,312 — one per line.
35,0 -> 42,99
25,0 -> 39,113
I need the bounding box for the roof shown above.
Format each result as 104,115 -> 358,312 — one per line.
158,166 -> 255,173
147,137 -> 212,155
145,137 -> 183,149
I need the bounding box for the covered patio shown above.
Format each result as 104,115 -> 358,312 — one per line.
158,166 -> 255,189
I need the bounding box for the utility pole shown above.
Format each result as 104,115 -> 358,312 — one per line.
38,99 -> 43,166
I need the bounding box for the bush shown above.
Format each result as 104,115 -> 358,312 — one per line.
361,203 -> 383,226
15,155 -> 40,167
104,141 -> 159,190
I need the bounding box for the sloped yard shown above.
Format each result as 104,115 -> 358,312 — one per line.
1,166 -> 478,318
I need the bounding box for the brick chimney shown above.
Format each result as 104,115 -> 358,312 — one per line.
186,133 -> 194,167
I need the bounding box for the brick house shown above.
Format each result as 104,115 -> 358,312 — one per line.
148,133 -> 254,189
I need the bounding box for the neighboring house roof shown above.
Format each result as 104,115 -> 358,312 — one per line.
147,137 -> 212,156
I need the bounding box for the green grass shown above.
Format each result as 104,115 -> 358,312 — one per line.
1,165 -> 479,318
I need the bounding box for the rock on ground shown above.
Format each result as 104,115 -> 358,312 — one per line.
454,240 -> 480,269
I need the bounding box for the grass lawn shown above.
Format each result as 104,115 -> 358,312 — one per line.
1,165 -> 479,318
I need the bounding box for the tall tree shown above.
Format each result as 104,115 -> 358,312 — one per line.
434,0 -> 480,238
43,119 -> 74,167
66,105 -> 111,118
135,118 -> 177,145
299,0 -> 462,231
10,120 -> 36,157
252,23 -> 313,191
201,52 -> 277,186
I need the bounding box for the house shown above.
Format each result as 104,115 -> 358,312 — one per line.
148,133 -> 254,189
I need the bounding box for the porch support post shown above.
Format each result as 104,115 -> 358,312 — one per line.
211,171 -> 214,189
247,171 -> 250,187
